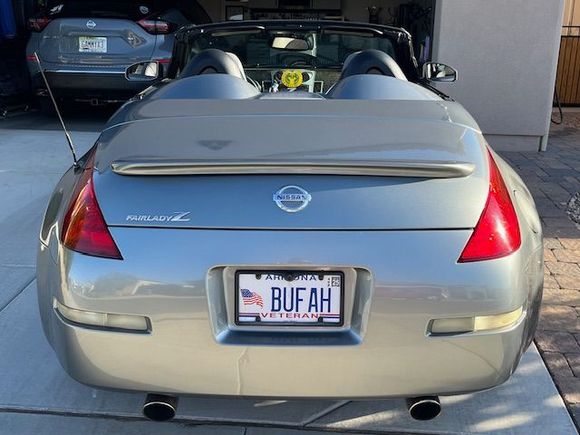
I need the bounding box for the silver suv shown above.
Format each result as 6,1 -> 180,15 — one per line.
26,0 -> 210,104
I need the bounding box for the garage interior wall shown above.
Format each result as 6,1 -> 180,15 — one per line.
340,0 -> 431,23
198,0 -> 226,21
202,1 -> 433,26
432,0 -> 565,152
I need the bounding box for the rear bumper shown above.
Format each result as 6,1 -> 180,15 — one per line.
37,228 -> 543,398
30,70 -> 151,100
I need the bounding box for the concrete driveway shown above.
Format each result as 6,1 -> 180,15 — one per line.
0,110 -> 576,435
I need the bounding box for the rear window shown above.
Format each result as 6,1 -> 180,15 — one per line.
46,0 -> 211,23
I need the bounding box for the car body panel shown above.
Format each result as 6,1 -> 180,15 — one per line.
37,119 -> 543,398
36,21 -> 543,400
92,97 -> 487,230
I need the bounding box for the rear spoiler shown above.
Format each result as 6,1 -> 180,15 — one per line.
111,160 -> 475,178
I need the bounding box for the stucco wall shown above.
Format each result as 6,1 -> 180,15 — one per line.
432,0 -> 565,151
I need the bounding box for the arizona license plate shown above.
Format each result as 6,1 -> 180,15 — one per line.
236,271 -> 343,326
79,36 -> 107,53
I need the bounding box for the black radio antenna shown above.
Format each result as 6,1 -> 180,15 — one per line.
33,52 -> 79,168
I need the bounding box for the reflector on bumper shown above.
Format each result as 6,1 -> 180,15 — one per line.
429,307 -> 524,336
54,299 -> 150,332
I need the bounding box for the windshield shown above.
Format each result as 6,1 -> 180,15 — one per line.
187,29 -> 399,69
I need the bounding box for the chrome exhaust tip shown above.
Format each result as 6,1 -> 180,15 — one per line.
143,394 -> 178,422
406,396 -> 441,421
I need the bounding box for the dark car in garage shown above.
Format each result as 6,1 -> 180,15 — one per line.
26,0 -> 211,105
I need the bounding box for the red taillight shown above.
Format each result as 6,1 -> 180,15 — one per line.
458,150 -> 521,263
61,152 -> 122,260
28,17 -> 51,32
137,19 -> 173,34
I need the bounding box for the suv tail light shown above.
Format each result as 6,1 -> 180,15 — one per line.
458,150 -> 521,263
28,17 -> 51,32
61,151 -> 122,260
137,19 -> 173,34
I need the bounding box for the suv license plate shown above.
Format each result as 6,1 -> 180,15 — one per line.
79,36 -> 107,53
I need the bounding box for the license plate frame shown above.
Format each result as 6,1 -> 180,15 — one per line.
78,36 -> 107,53
234,270 -> 345,327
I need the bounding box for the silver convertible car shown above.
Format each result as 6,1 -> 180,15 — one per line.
37,21 -> 543,422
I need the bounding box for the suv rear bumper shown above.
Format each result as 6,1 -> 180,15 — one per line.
30,70 -> 152,100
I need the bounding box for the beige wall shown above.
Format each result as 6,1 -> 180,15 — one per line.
432,0 -> 565,152
563,0 -> 580,28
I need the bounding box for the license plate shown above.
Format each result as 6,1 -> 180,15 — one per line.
79,36 -> 107,53
236,271 -> 344,326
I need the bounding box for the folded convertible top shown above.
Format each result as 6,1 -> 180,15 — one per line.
91,97 -> 489,230
97,98 -> 481,175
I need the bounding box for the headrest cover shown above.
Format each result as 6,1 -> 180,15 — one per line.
341,49 -> 407,81
181,49 -> 247,80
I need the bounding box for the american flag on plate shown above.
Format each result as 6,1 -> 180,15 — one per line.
240,289 -> 264,308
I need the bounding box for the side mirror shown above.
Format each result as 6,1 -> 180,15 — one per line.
125,61 -> 162,82
422,62 -> 458,82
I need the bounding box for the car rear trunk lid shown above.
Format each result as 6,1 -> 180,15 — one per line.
92,100 -> 489,230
